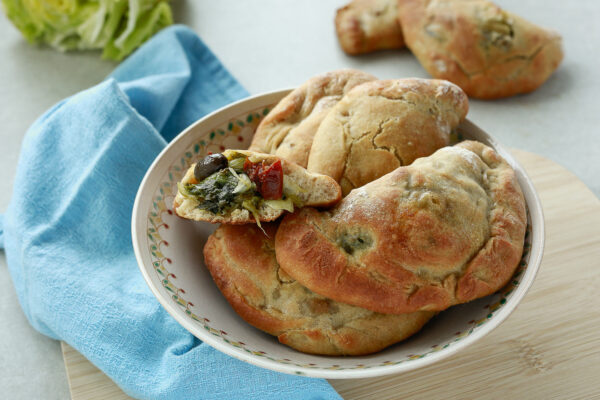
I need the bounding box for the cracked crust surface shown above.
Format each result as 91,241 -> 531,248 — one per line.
307,78 -> 468,195
276,141 -> 526,314
336,0 -> 405,55
397,0 -> 563,99
204,222 -> 434,355
249,69 -> 376,168
173,150 -> 342,224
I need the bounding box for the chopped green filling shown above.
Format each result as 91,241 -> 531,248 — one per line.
184,169 -> 243,214
337,231 -> 373,255
481,15 -> 514,51
178,155 -> 305,218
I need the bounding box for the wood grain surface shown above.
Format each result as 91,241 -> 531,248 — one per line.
62,150 -> 600,400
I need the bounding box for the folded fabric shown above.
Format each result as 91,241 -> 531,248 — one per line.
0,25 -> 341,400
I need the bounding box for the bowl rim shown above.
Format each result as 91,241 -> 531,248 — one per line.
132,88 -> 545,379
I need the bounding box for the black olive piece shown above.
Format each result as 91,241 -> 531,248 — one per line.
194,153 -> 229,181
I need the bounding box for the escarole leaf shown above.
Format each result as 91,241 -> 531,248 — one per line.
229,169 -> 254,195
228,156 -> 246,172
242,198 -> 267,234
177,182 -> 196,200
263,198 -> 294,213
1,0 -> 173,60
103,0 -> 172,60
282,176 -> 305,207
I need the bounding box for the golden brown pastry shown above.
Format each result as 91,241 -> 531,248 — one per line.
276,141 -> 526,314
204,222 -> 435,355
397,0 -> 563,99
307,78 -> 468,195
335,0 -> 405,55
173,150 -> 341,224
249,69 -> 376,168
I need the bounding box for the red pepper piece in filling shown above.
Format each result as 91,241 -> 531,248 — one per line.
259,160 -> 283,200
243,158 -> 283,200
243,158 -> 263,183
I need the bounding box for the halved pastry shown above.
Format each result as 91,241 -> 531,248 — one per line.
173,150 -> 342,224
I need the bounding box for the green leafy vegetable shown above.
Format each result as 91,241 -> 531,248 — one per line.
1,0 -> 173,60
228,156 -> 246,172
185,169 -> 240,215
263,198 -> 294,213
229,168 -> 254,194
282,176 -> 305,207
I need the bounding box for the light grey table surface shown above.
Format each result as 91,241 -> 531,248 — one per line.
0,1 -> 598,399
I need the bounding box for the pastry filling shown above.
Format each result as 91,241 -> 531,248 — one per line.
336,230 -> 374,255
177,151 -> 303,218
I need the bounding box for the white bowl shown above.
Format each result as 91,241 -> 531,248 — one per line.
132,89 -> 544,379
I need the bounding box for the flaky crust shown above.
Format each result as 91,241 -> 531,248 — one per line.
249,69 -> 376,168
307,78 -> 468,195
276,141 -> 526,314
204,223 -> 434,355
173,150 -> 342,224
335,0 -> 405,55
397,0 -> 563,99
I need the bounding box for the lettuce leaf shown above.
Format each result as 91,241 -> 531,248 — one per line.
1,0 -> 173,60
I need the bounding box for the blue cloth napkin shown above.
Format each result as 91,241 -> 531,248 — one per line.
0,26 -> 341,400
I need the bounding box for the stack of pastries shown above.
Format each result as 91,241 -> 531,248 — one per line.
335,0 -> 563,99
175,70 -> 527,356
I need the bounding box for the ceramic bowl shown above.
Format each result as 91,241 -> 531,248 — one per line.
132,89 -> 544,379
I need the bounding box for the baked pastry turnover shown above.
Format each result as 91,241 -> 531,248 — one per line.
276,141 -> 526,314
249,69 -> 376,168
204,222 -> 435,355
335,0 -> 405,55
307,78 -> 468,196
397,0 -> 563,99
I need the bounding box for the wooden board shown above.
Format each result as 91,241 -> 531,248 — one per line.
62,150 -> 600,400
